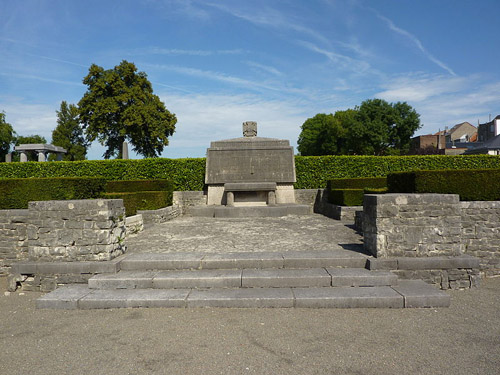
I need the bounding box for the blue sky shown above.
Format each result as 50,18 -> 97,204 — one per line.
1,0 -> 499,159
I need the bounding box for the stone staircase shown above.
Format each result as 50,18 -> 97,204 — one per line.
36,250 -> 450,309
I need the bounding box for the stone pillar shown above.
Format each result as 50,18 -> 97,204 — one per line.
226,191 -> 234,206
37,151 -> 46,162
122,141 -> 129,159
20,152 -> 28,162
268,191 -> 276,206
5,153 -> 12,163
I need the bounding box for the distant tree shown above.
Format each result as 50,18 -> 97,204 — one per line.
297,99 -> 421,156
0,112 -> 16,162
50,101 -> 88,161
14,134 -> 47,161
297,113 -> 346,156
78,60 -> 177,159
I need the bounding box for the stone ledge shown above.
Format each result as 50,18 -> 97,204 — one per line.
367,255 -> 480,271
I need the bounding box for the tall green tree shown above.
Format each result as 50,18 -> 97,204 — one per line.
297,99 -> 421,156
51,101 -> 88,160
0,112 -> 16,162
297,113 -> 346,156
78,60 -> 177,159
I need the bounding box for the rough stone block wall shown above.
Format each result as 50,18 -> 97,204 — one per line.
137,205 -> 181,224
28,199 -> 126,262
0,209 -> 30,274
173,191 -> 207,213
461,201 -> 500,276
364,194 -> 463,258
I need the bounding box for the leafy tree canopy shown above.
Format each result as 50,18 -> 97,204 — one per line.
51,101 -> 88,161
0,112 -> 16,162
297,99 -> 421,156
78,60 -> 177,159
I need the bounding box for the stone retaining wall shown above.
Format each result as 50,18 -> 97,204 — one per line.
137,205 -> 181,224
461,201 -> 500,276
0,209 -> 30,274
28,200 -> 126,262
173,191 -> 207,215
363,194 -> 500,276
0,200 -> 126,274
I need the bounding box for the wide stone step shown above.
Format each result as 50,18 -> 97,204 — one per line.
88,268 -> 396,289
36,281 -> 450,309
119,251 -> 368,271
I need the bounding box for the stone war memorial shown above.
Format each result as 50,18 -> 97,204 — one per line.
192,121 -> 310,217
2,120 -> 499,310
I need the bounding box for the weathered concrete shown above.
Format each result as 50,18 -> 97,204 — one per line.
124,214 -> 365,254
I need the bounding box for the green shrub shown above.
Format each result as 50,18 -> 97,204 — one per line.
0,177 -> 106,209
364,187 -> 388,194
329,189 -> 364,206
103,191 -> 172,216
327,177 -> 386,189
294,155 -> 500,189
387,169 -> 500,201
106,179 -> 174,193
1,155 -> 500,191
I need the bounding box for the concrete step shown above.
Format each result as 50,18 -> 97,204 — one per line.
88,268 -> 395,289
36,281 -> 450,309
119,251 -> 368,271
190,204 -> 312,218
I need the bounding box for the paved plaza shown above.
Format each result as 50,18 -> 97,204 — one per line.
125,214 -> 365,254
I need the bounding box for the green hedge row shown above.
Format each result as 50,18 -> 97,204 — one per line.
106,179 -> 174,193
1,155 -> 500,190
387,169 -> 500,201
329,189 -> 364,206
0,158 -> 205,191
326,177 -> 386,190
0,177 -> 106,209
104,191 -> 172,216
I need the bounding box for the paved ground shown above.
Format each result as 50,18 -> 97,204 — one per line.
1,275 -> 499,375
125,214 -> 365,254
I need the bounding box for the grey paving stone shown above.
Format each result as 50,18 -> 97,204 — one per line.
392,280 -> 451,308
367,258 -> 398,270
293,287 -> 404,308
282,251 -> 368,269
36,284 -> 91,310
213,206 -> 288,218
88,271 -> 157,289
78,289 -> 190,309
120,253 -> 204,270
189,206 -> 215,217
187,288 -> 294,308
242,268 -> 331,287
153,269 -> 242,288
327,268 -> 398,287
397,256 -> 479,270
201,252 -> 284,269
285,205 -> 312,215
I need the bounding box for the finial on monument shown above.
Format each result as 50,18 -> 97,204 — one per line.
243,121 -> 257,137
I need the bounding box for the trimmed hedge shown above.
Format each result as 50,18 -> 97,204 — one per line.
327,177 -> 386,190
329,189 -> 364,206
387,169 -> 500,201
106,179 -> 174,193
0,158 -> 205,191
0,177 -> 106,209
294,155 -> 500,189
103,191 -> 172,216
1,155 -> 500,191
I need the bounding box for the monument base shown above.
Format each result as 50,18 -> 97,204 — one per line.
190,204 -> 311,218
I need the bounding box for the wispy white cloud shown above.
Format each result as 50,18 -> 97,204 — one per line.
0,72 -> 80,86
202,2 -> 330,45
245,61 -> 283,77
158,93 -> 310,157
0,100 -> 57,138
138,47 -> 246,56
373,11 -> 456,76
143,63 -> 281,92
297,40 -> 371,73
